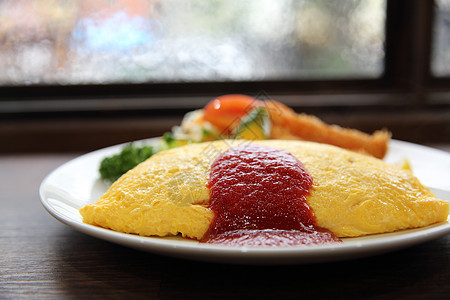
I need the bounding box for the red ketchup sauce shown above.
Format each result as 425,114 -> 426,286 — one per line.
202,144 -> 341,247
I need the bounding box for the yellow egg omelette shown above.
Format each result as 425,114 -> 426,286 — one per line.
79,140 -> 449,239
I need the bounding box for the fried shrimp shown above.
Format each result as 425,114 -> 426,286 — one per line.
265,100 -> 391,159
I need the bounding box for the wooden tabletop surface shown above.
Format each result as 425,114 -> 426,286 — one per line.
1,144 -> 450,299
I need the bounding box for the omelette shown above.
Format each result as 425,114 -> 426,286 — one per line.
80,140 -> 449,241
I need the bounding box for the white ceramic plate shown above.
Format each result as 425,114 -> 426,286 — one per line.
40,139 -> 450,264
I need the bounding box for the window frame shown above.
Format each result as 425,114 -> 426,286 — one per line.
1,1 -> 449,108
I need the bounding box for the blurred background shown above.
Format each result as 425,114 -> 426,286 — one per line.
0,0 -> 449,152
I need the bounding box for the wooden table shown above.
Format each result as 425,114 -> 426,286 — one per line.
2,145 -> 450,299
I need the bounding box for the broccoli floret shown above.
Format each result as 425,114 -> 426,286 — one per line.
99,144 -> 154,182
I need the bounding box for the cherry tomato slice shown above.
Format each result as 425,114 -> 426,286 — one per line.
203,94 -> 260,133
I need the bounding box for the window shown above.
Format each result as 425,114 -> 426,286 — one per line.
432,0 -> 450,77
0,0 -> 386,85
